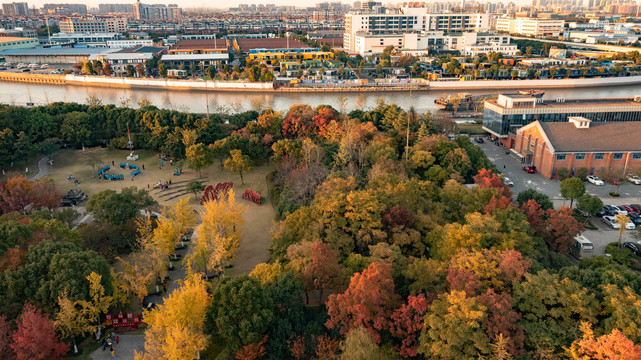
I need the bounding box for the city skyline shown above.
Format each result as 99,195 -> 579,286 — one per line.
20,0 -> 531,10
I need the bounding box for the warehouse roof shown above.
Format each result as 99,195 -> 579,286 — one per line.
537,120 -> 641,152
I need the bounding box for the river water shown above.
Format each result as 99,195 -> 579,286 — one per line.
1,82 -> 641,113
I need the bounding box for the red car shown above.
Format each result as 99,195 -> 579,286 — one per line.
607,178 -> 622,185
522,165 -> 536,173
621,205 -> 641,214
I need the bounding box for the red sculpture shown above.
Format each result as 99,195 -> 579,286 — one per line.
200,182 -> 233,204
242,188 -> 262,205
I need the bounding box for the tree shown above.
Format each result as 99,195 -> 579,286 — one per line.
60,112 -> 92,148
541,207 -> 584,252
135,63 -> 145,77
54,208 -> 80,228
235,336 -> 268,360
186,143 -> 213,177
126,65 -> 135,77
576,194 -> 603,218
83,271 -> 113,339
299,241 -> 344,304
11,303 -> 68,360
55,292 -> 94,353
559,177 -> 585,208
0,315 -> 14,359
136,275 -> 211,360
102,62 -> 112,76
206,276 -> 274,350
158,62 -> 167,78
340,327 -> 382,360
614,214 -> 631,249
390,294 -> 430,358
567,322 -> 641,360
186,180 -> 205,199
224,149 -> 253,184
516,189 -> 553,210
86,187 -> 156,225
205,65 -> 217,79
419,290 -> 491,359
326,262 -> 400,343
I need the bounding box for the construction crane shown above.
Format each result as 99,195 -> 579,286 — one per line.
290,65 -> 313,86
346,63 -> 367,84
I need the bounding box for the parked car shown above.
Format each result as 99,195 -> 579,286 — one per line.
475,137 -> 484,144
502,177 -> 514,187
606,177 -> 622,185
522,165 -> 536,173
587,175 -> 605,186
604,205 -> 628,216
621,205 -> 640,214
602,215 -> 635,229
628,213 -> 641,226
628,174 -> 641,185
595,208 -> 609,217
21,68 -> 30,72
623,242 -> 641,256
40,64 -> 48,69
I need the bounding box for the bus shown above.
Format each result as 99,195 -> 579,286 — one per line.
569,235 -> 594,260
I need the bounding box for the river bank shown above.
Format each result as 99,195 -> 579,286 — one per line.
3,71 -> 641,93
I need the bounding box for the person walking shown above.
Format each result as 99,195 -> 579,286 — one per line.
116,335 -> 119,344
142,164 -> 145,170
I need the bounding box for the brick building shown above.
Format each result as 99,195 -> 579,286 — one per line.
514,117 -> 641,179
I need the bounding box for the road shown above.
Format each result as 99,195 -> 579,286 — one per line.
477,138 -> 641,255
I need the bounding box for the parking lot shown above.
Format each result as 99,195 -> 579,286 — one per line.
477,138 -> 641,255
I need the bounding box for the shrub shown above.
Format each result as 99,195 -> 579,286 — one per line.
605,242 -> 632,267
609,192 -> 620,197
575,167 -> 589,180
556,168 -> 570,180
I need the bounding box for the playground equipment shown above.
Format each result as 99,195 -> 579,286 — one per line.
242,189 -> 262,205
97,163 -> 142,181
200,182 -> 233,204
126,122 -> 139,161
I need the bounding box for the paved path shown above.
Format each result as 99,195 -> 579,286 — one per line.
29,156 -> 50,180
90,335 -> 145,360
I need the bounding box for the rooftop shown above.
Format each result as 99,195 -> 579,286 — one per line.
488,95 -> 641,109
539,121 -> 641,152
0,36 -> 37,43
171,39 -> 226,51
114,46 -> 166,54
236,37 -> 309,52
0,47 -> 110,56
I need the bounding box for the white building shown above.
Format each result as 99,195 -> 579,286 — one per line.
353,31 -> 511,56
344,7 -> 490,52
462,42 -> 519,56
59,17 -> 128,34
106,39 -> 154,48
495,17 -> 565,37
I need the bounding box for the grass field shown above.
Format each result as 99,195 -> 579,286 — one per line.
47,147 -> 278,277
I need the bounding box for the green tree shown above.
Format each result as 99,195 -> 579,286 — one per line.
516,189 -> 553,210
224,149 -> 253,184
576,194 -> 603,218
158,62 -> 168,78
205,275 -> 274,350
86,187 -> 157,225
560,177 -> 585,208
185,143 -> 213,177
126,65 -> 135,77
186,180 -> 205,198
205,65 -> 216,79
60,112 -> 92,148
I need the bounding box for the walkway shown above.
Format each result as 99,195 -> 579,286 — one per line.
89,334 -> 145,360
29,156 -> 50,180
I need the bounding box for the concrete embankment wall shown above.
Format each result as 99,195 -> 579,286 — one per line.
429,76 -> 641,90
3,71 -> 641,92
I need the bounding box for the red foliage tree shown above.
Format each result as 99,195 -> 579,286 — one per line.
234,335 -> 267,360
0,176 -> 34,214
31,179 -> 62,213
389,294 -> 431,358
382,205 -> 416,229
483,195 -> 514,215
446,268 -> 481,296
314,334 -> 339,360
325,262 -> 401,343
0,314 -> 15,360
301,241 -> 344,304
497,250 -> 531,284
312,107 -> 338,138
520,199 -> 545,234
11,303 -> 68,360
288,336 -> 306,360
282,104 -> 315,139
473,169 -> 511,197
542,206 -> 584,252
477,289 -> 525,358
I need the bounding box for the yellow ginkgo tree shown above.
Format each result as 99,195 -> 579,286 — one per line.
55,292 -> 95,354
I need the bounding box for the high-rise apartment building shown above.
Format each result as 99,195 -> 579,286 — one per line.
42,3 -> 87,15
344,7 -> 490,52
97,4 -> 134,14
133,0 -> 182,21
2,2 -> 30,16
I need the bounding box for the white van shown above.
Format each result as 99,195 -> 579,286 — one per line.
28,63 -> 39,69
569,235 -> 594,260
40,64 -> 49,69
16,63 -> 26,68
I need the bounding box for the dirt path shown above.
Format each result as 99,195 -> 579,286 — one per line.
29,156 -> 50,180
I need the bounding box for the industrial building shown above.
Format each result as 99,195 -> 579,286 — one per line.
161,39 -> 228,67
0,47 -> 108,65
0,37 -> 39,52
90,46 -> 166,74
483,94 -> 641,146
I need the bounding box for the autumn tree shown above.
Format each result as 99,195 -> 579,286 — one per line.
340,327 -> 383,360
224,149 -> 253,184
567,321 -> 641,360
11,303 -> 68,360
186,189 -> 244,276
516,189 -> 553,210
0,315 -> 14,359
55,292 -> 94,353
136,275 -> 211,360
299,241 -> 344,304
542,207 -> 584,252
419,290 -> 491,359
186,143 -> 213,177
473,168 -> 511,198
82,271 -> 113,339
326,262 -> 400,343
390,293 -> 430,358
235,336 -> 268,360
